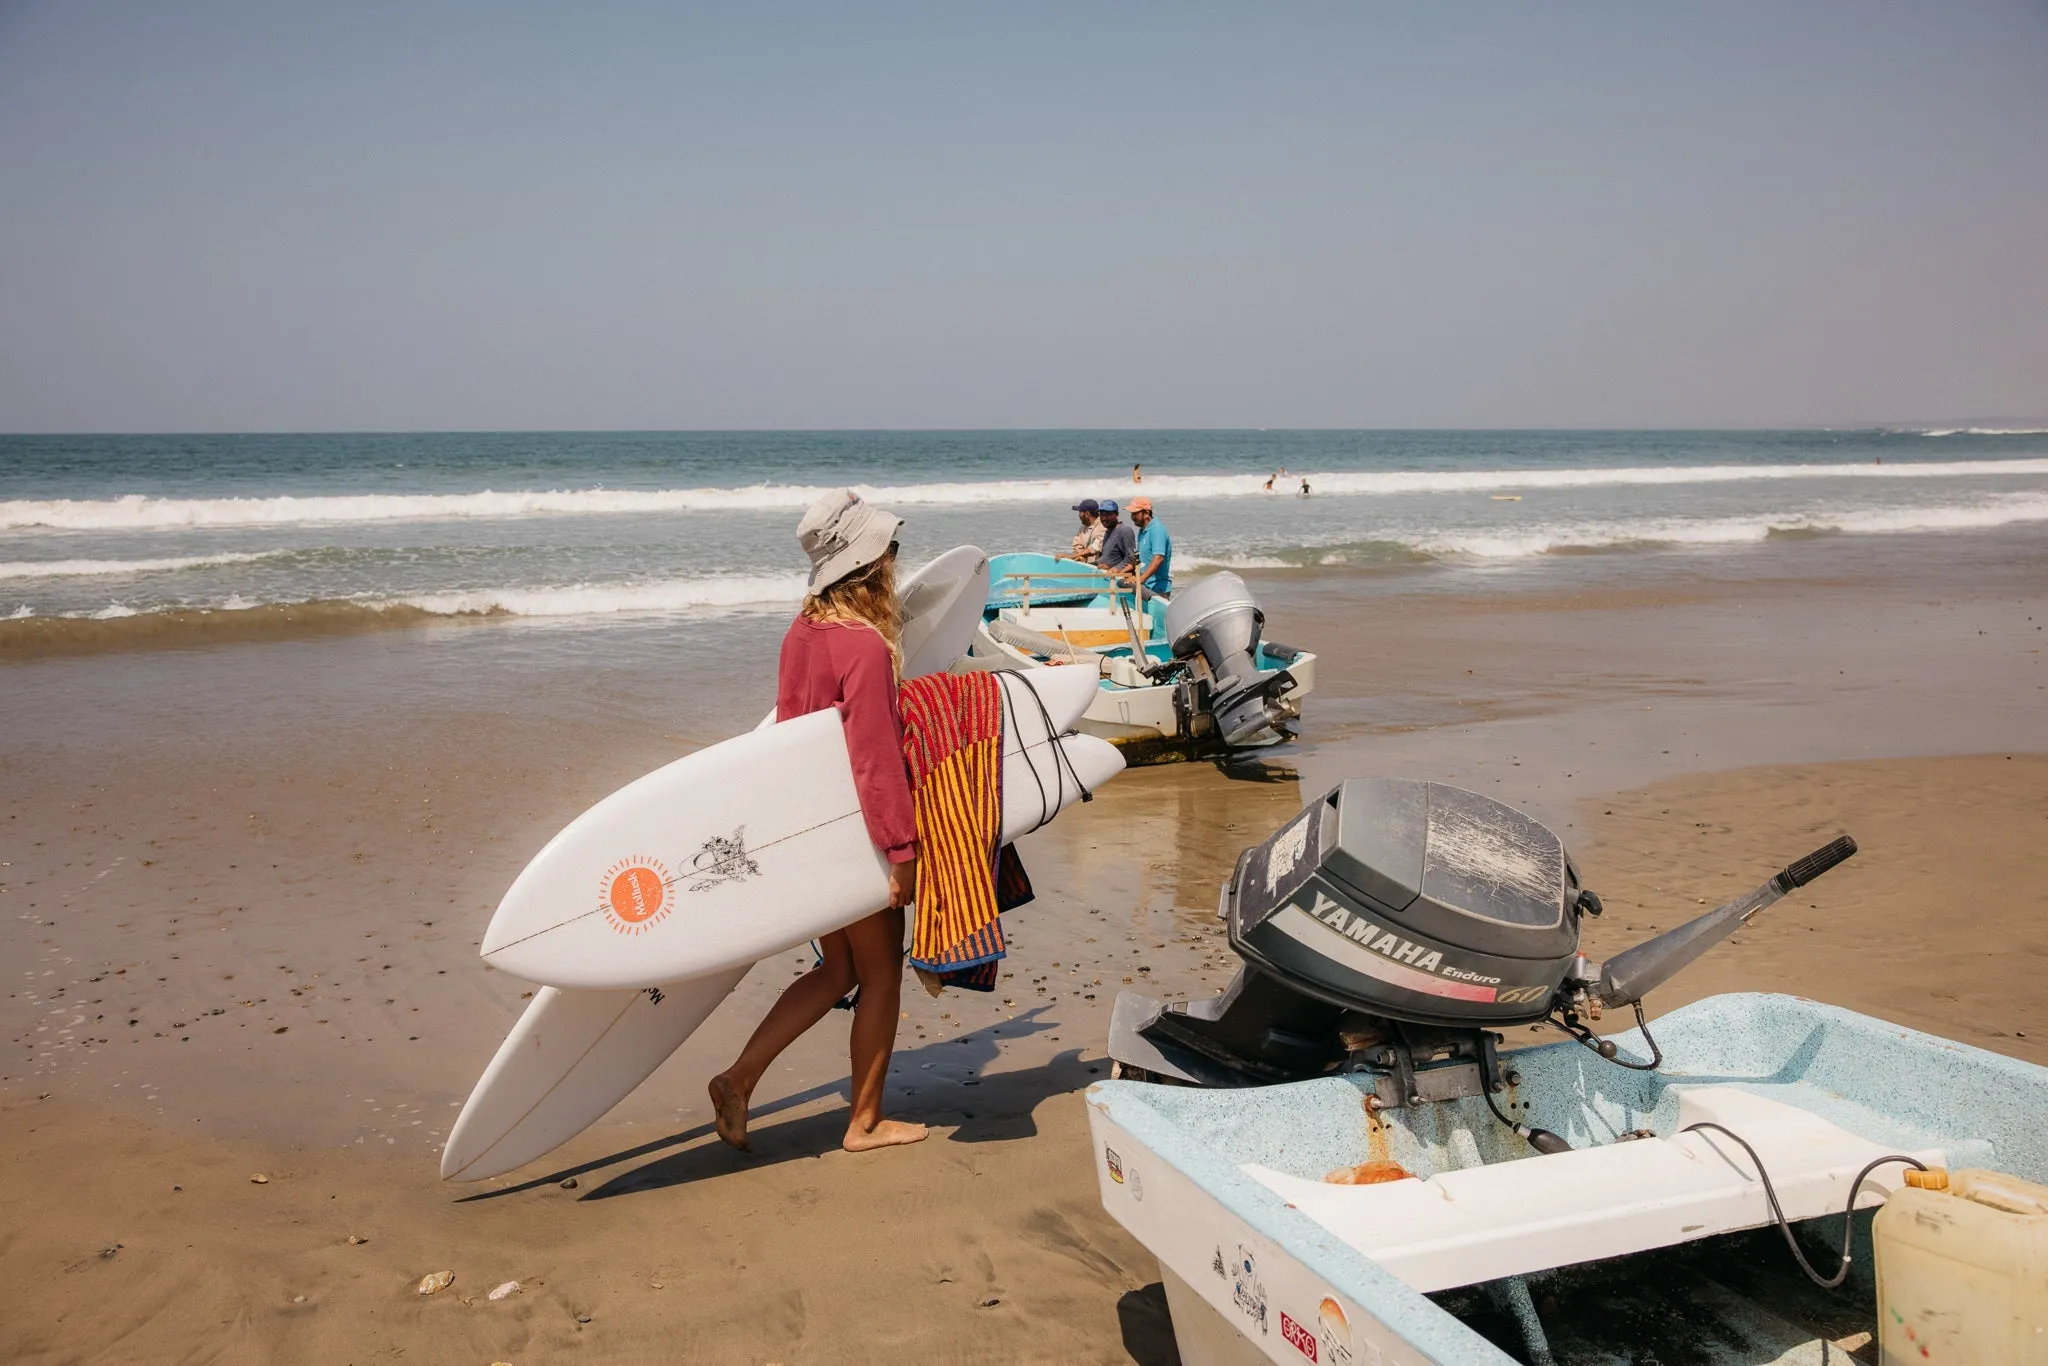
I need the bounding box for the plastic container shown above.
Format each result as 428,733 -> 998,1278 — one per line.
1873,1167 -> 2048,1362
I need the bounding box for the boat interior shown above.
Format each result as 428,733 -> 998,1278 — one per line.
1093,994 -> 2048,1365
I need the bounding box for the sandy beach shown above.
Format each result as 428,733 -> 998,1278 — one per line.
4,534 -> 2045,1364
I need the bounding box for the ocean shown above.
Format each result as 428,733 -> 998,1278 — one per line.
3,428 -> 2045,648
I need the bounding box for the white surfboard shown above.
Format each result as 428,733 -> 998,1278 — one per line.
897,545 -> 989,678
443,549 -> 999,1182
440,727 -> 1124,1183
480,664 -> 1101,991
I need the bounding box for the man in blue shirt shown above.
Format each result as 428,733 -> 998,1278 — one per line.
1128,496 -> 1172,597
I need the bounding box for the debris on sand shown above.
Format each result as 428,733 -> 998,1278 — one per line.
488,1280 -> 521,1301
414,1270 -> 455,1295
249,1173 -> 270,1184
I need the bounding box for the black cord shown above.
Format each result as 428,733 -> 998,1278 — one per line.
1617,1002 -> 1662,1071
1481,1084 -> 1521,1132
1541,1001 -> 1664,1071
995,670 -> 1094,836
1680,1120 -> 1926,1289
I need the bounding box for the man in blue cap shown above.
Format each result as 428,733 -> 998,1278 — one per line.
1097,498 -> 1137,580
1066,497 -> 1103,563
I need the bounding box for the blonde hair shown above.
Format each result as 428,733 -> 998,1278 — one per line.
801,550 -> 902,677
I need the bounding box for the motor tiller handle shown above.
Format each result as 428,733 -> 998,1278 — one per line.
1773,836 -> 1858,892
1597,832 -> 1858,1007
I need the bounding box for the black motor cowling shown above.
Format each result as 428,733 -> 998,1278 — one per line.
1110,778 -> 1856,1095
1228,779 -> 1587,1028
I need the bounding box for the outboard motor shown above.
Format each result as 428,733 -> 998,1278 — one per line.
1164,572 -> 1299,747
1110,777 -> 1855,1121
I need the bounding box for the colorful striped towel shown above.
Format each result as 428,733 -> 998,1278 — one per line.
898,672 -> 1033,992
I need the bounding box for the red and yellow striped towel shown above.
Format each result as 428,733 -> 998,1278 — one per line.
898,671 -> 1021,987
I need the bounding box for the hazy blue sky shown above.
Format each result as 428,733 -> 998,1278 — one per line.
2,1 -> 2043,432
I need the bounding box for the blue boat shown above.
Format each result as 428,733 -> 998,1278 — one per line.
968,552 -> 1316,764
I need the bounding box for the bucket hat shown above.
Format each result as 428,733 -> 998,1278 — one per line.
797,488 -> 904,594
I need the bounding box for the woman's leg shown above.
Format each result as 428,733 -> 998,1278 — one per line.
708,929 -> 856,1150
840,905 -> 926,1152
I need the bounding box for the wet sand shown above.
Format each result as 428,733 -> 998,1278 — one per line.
2,531 -> 2045,1363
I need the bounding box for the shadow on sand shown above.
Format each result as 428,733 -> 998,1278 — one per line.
1118,1283 -> 1184,1365
456,1005 -> 1104,1204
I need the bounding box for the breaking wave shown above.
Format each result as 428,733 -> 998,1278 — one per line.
1919,427 -> 2048,437
0,551 -> 278,581
0,572 -> 811,659
1189,493 -> 2048,565
5,457 -> 2047,530
388,573 -> 807,619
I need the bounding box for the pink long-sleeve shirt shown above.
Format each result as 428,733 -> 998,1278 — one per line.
776,616 -> 918,864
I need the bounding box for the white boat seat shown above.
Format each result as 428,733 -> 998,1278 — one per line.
1242,1086 -> 1945,1293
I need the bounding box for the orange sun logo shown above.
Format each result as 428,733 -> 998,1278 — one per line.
601,857 -> 672,935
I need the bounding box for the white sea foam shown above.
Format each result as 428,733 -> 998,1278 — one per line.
4,458 -> 2045,530
0,551 -> 276,581
1920,427 -> 2048,437
20,572 -> 810,628
1184,493 -> 2048,565
386,572 -> 809,619
1415,492 -> 2048,559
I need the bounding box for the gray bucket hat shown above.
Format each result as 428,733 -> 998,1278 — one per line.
797,488 -> 905,594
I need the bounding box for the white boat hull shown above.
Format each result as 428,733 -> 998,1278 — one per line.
1085,994 -> 2048,1364
966,621 -> 1315,755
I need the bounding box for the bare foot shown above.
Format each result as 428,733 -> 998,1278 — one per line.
842,1118 -> 928,1152
708,1073 -> 750,1151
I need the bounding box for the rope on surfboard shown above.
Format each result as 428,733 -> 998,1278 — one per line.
996,669 -> 1094,837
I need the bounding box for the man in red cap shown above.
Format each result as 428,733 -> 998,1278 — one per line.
1127,495 -> 1172,597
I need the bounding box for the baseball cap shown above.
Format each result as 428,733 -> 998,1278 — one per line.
1097,498 -> 1119,514
1071,497 -> 1100,513
1128,495 -> 1153,512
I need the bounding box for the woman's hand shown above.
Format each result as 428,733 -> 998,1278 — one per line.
888,856 -> 918,909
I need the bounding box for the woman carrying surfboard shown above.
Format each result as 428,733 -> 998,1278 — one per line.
708,489 -> 928,1154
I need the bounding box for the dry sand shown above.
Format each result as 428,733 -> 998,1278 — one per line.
3,545 -> 2045,1364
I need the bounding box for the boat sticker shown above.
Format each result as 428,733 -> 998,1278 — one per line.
688,827 -> 761,892
644,987 -> 665,1005
601,857 -> 672,934
1266,813 -> 1313,893
1318,1297 -> 1357,1366
1229,1245 -> 1269,1335
1281,1311 -> 1318,1361
1104,1146 -> 1124,1184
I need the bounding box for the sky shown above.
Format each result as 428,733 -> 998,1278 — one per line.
1,1 -> 2044,433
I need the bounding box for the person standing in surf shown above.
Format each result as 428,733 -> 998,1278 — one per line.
709,489 -> 926,1154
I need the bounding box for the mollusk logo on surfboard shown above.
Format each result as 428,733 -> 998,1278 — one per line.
601,856 -> 672,935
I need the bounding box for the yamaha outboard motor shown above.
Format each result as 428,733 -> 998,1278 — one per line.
1109,777 -> 1855,1120
1163,572 -> 1300,747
